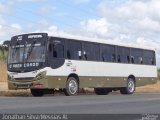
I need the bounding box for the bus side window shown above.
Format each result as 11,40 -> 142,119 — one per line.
101,53 -> 105,61
117,55 -> 121,63
117,46 -> 130,63
53,44 -> 64,58
84,51 -> 87,60
151,52 -> 155,65
143,50 -> 155,65
151,57 -> 155,65
131,56 -> 134,63
151,58 -> 154,65
48,43 -> 52,52
66,40 -> 82,60
139,57 -> 143,64
67,50 -> 71,59
112,54 -> 116,62
127,56 -> 130,63
101,44 -> 115,62
83,42 -> 100,61
78,51 -> 82,60
53,51 -> 57,58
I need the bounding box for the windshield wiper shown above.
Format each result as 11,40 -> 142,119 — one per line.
25,41 -> 36,62
12,42 -> 19,56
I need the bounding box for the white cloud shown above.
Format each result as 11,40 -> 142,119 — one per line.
0,16 -> 6,25
35,25 -> 78,39
98,0 -> 160,20
48,26 -> 58,31
80,18 -> 109,38
96,0 -> 160,41
74,0 -> 91,4
38,5 -> 56,14
11,24 -> 21,30
0,4 -> 7,14
0,15 -> 22,41
0,3 -> 13,16
38,19 -> 49,27
16,0 -> 44,2
138,17 -> 160,32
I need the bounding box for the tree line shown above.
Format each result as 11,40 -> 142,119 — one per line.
0,45 -> 8,62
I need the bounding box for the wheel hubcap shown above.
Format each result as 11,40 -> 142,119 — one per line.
128,80 -> 135,92
69,80 -> 78,94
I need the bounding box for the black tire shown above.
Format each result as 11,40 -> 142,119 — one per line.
120,78 -> 135,95
94,88 -> 112,95
64,77 -> 79,96
30,89 -> 44,97
43,89 -> 55,94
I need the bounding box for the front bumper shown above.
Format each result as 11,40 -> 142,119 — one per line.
8,71 -> 47,90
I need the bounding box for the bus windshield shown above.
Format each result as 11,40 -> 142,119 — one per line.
8,45 -> 45,64
8,46 -> 24,63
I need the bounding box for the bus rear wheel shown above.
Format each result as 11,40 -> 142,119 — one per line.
94,88 -> 112,95
120,78 -> 135,95
64,77 -> 79,96
30,89 -> 44,97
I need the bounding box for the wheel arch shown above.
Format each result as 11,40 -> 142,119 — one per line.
67,73 -> 79,85
128,74 -> 136,84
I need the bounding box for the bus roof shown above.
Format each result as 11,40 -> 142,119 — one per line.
48,33 -> 156,51
10,32 -> 155,51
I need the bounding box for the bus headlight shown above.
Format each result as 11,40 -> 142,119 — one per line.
35,71 -> 46,80
8,74 -> 13,81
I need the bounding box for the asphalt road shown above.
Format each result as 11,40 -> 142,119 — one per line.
0,93 -> 160,114
0,93 -> 160,120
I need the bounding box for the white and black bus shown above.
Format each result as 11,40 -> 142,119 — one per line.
7,33 -> 157,96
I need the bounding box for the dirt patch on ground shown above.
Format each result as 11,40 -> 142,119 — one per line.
136,81 -> 160,93
0,90 -> 31,97
0,62 -> 7,82
0,82 -> 31,96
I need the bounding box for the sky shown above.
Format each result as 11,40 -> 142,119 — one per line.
0,0 -> 160,67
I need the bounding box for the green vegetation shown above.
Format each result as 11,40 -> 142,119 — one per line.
0,45 -> 8,62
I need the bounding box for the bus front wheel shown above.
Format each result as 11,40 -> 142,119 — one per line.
30,89 -> 44,97
120,78 -> 135,95
94,88 -> 112,95
64,77 -> 79,96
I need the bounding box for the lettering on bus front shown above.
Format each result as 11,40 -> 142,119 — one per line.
28,34 -> 43,39
9,63 -> 40,69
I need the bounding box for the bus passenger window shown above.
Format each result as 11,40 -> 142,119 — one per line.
84,51 -> 87,60
139,57 -> 143,64
151,58 -> 154,65
118,55 -> 121,63
67,50 -> 71,59
131,56 -> 134,63
78,51 -> 82,59
53,51 -> 57,58
112,54 -> 116,62
102,53 -> 105,61
48,44 -> 52,52
53,44 -> 64,58
127,56 -> 130,63
66,40 -> 82,60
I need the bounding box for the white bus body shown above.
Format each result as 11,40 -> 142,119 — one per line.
7,33 -> 157,96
